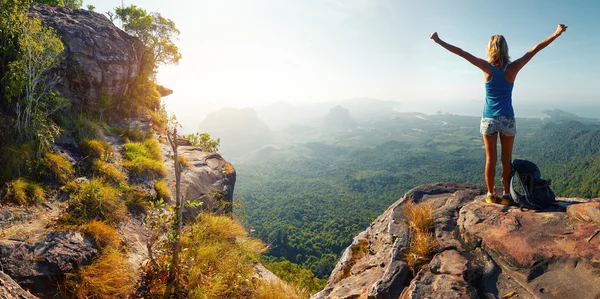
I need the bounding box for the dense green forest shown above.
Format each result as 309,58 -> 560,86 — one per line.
234,113 -> 600,278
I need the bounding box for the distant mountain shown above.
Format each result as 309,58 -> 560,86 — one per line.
541,109 -> 600,123
320,105 -> 356,131
197,108 -> 272,158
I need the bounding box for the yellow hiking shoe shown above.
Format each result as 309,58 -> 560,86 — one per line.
485,193 -> 498,204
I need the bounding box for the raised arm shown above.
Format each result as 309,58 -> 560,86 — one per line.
430,32 -> 489,71
511,24 -> 567,74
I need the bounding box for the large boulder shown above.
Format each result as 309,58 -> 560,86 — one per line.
0,232 -> 98,297
161,145 -> 236,221
313,183 -> 600,299
29,3 -> 143,108
0,271 -> 37,299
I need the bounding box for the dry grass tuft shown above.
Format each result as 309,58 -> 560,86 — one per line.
80,139 -> 113,162
154,180 -> 171,201
62,250 -> 136,298
253,280 -> 309,299
176,214 -> 268,298
177,155 -> 191,168
79,220 -> 120,251
403,201 -> 438,275
3,178 -> 46,205
223,162 -> 235,176
340,239 -> 369,280
43,152 -> 74,184
62,178 -> 126,225
92,160 -> 127,184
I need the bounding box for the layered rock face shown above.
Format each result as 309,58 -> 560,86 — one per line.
0,232 -> 98,297
29,3 -> 143,108
0,271 -> 37,299
161,145 -> 236,221
313,183 -> 600,299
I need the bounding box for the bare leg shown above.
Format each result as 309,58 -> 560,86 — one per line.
499,135 -> 515,194
482,134 -> 498,194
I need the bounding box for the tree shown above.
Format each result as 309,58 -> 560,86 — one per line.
183,133 -> 220,153
164,115 -> 184,297
0,0 -> 30,102
86,4 -> 95,11
34,0 -> 82,9
6,17 -> 69,147
113,5 -> 181,117
114,5 -> 182,68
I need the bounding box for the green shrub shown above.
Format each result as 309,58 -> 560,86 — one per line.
63,178 -> 126,225
73,116 -> 103,141
183,132 -> 220,153
0,142 -> 37,182
81,139 -> 113,162
110,126 -> 154,143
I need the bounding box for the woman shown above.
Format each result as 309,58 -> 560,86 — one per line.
430,24 -> 567,204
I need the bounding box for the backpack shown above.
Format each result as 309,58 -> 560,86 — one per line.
509,159 -> 556,209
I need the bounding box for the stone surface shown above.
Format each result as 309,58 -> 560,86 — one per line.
567,200 -> 600,225
0,232 -> 98,297
161,145 -> 236,221
311,183 -> 484,299
314,183 -> 600,299
29,3 -> 143,109
0,271 -> 38,299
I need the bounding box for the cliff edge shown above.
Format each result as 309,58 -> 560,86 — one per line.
313,183 -> 600,299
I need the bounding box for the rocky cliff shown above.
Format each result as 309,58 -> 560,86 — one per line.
161,144 -> 236,220
313,183 -> 600,299
29,3 -> 143,107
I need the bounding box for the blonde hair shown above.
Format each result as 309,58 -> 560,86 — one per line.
486,35 -> 510,68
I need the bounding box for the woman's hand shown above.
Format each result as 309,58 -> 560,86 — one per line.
554,24 -> 567,37
430,32 -> 441,43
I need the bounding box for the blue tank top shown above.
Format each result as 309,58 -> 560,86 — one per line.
483,62 -> 514,117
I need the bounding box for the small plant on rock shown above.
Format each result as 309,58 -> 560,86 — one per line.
403,200 -> 438,275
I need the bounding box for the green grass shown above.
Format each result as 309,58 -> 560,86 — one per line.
123,139 -> 165,179
62,178 -> 126,225
123,157 -> 166,179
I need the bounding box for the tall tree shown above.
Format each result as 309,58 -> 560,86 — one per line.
6,17 -> 68,147
115,5 -> 182,69
0,0 -> 30,103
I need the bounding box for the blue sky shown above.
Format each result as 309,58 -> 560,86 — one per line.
86,0 -> 600,130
